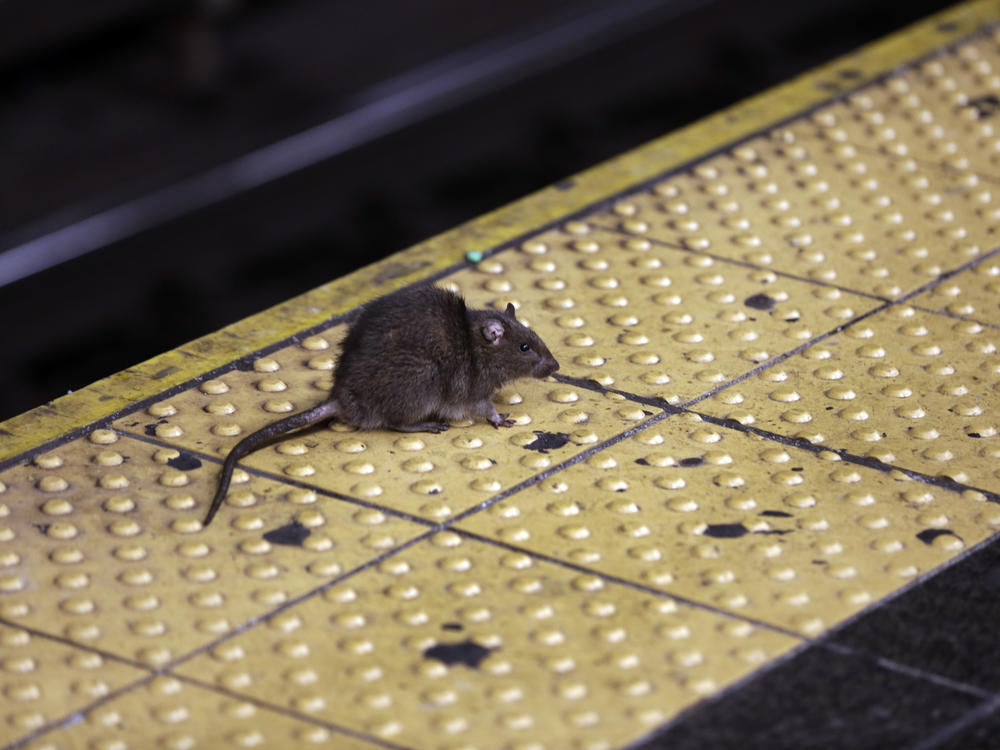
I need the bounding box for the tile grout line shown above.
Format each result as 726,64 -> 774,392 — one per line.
0,531 -> 441,750
172,671 -> 420,750
593,218 -> 1000,337
0,631 -> 417,750
588,218 -> 898,304
113,426 -> 445,530
453,526 -> 808,640
909,302 -> 1000,331
556,372 -> 1000,502
2,671 -> 160,750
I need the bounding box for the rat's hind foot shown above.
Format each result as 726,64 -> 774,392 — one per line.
394,421 -> 451,434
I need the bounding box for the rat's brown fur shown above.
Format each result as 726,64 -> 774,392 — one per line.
203,286 -> 559,525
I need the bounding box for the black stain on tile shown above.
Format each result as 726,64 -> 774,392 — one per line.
441,622 -> 463,632
744,293 -> 777,311
263,521 -> 311,547
143,419 -> 168,436
679,456 -> 704,467
916,528 -> 961,546
635,458 -> 650,466
968,94 -> 1000,119
704,523 -> 749,539
754,528 -> 793,536
424,640 -> 494,668
760,510 -> 793,518
523,431 -> 570,453
167,452 -> 202,471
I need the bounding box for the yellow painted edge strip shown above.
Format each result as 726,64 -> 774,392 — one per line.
1,0 -> 996,463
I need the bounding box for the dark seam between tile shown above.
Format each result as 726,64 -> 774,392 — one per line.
111,427 -> 444,529
168,672 -> 421,750
2,672 -> 158,750
454,526 -> 808,639
593,222 -> 1000,331
909,304 -> 1000,332
555,372 -> 1000,503
587,219 -> 898,303
0,616 -> 159,675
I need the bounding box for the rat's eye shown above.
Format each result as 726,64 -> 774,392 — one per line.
519,342 -> 531,352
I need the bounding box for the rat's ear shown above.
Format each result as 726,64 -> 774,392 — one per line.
505,302 -> 517,319
481,319 -> 505,345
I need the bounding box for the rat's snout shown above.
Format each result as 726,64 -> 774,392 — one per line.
534,355 -> 559,378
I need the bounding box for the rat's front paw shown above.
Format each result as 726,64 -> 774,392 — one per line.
489,412 -> 516,429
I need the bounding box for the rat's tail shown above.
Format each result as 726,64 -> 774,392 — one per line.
202,400 -> 339,526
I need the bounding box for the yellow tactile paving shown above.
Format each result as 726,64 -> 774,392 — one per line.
446,227 -> 884,404
457,415 -> 1000,637
4,3 -> 1000,749
798,35 -> 1000,173
174,533 -> 798,750
914,244 -> 1000,324
0,433 -> 427,666
591,134 -> 997,302
19,675 -> 388,750
699,304 -> 1000,489
0,624 -> 149,746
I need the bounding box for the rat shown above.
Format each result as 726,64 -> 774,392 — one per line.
202,285 -> 559,525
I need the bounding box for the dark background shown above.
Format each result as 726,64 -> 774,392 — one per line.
0,0 -> 957,421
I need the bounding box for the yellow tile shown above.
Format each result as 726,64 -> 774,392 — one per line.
589,128 -> 998,300
795,32 -> 1000,174
916,252 -> 1000,326
699,304 -> 1000,489
19,675 -> 384,750
113,326 -> 658,524
0,624 -> 148,746
458,416 -> 1000,637
446,228 -> 882,405
174,533 -> 798,750
0,434 -> 426,666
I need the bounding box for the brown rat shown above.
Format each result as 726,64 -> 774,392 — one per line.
203,285 -> 559,525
